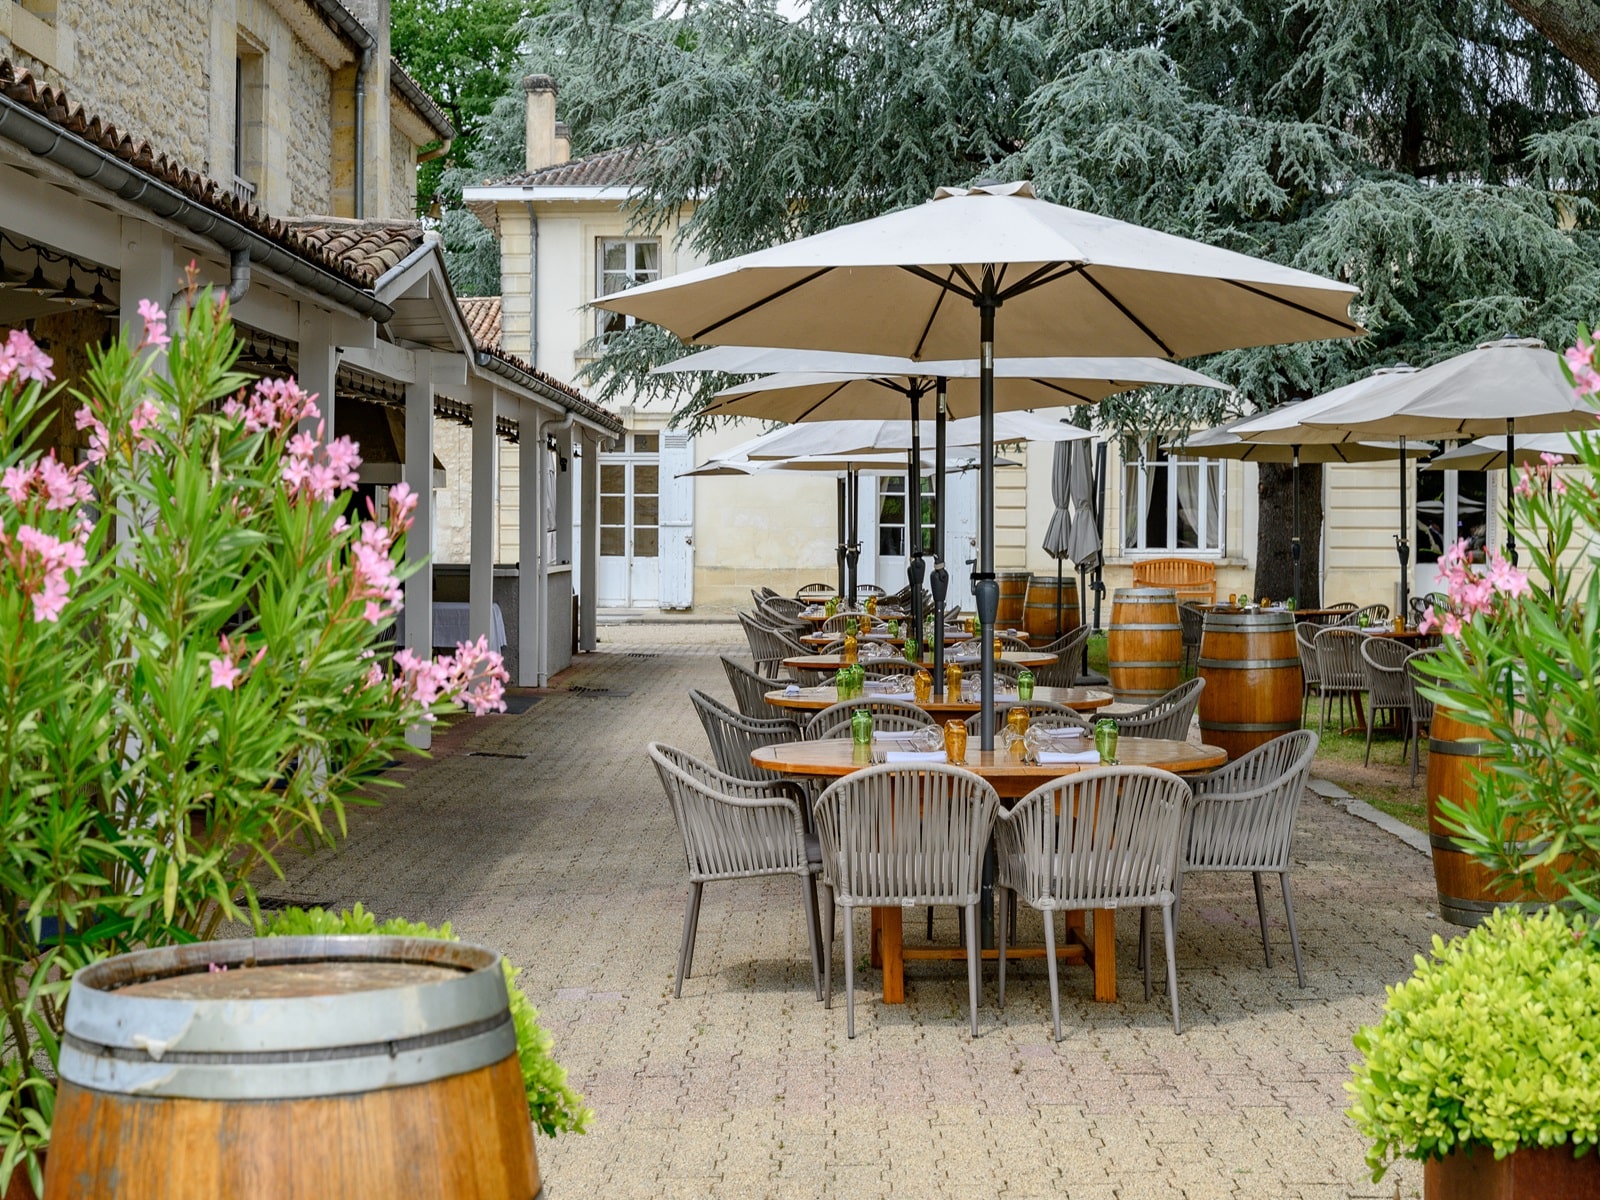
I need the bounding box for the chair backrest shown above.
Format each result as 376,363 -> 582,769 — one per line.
996,766 -> 1188,908
1131,557 -> 1217,604
819,614 -> 862,633
1178,603 -> 1205,648
796,581 -> 834,596
1323,601 -> 1357,613
989,659 -> 1024,683
1184,730 -> 1318,872
1034,625 -> 1090,689
758,595 -> 806,620
803,698 -> 935,740
1359,637 -> 1413,708
690,688 -> 801,781
721,655 -> 787,718
996,634 -> 1030,651
1333,602 -> 1390,627
738,610 -> 793,675
1112,677 -> 1206,740
857,583 -> 887,598
1295,621 -> 1322,684
1405,648 -> 1443,723
812,764 -> 998,905
648,743 -> 807,881
963,700 -> 1087,737
1313,627 -> 1366,690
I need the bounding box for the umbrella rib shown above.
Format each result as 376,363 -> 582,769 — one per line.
902,264 -> 981,304
1037,380 -> 1097,404
911,276 -> 954,360
1223,279 -> 1364,335
690,268 -> 836,341
996,261 -> 1083,302
1080,269 -> 1175,358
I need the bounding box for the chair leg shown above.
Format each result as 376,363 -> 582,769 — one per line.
801,873 -> 823,1002
1162,903 -> 1182,1035
1043,908 -> 1062,1043
926,907 -> 935,940
1252,871 -> 1273,968
965,903 -> 981,1038
822,884 -> 835,1010
1138,909 -> 1149,983
996,886 -> 1008,1011
842,905 -> 857,1039
1362,711 -> 1376,766
674,881 -> 703,999
1281,872 -> 1307,988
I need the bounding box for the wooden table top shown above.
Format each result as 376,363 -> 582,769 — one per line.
1362,627 -> 1438,642
751,737 -> 1227,797
782,650 -> 1057,671
798,630 -> 1036,648
764,685 -> 1113,718
798,608 -> 908,623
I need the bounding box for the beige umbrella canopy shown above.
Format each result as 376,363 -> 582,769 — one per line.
1425,432 -> 1586,471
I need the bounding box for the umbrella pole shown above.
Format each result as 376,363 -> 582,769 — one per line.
1505,420 -> 1518,565
847,467 -> 861,604
907,392 -> 925,637
1292,445 -> 1302,609
836,476 -> 847,597
1397,436 -> 1410,620
931,379 -> 949,686
974,276 -> 999,753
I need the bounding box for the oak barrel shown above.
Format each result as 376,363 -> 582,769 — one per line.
1023,574 -> 1080,639
1107,588 -> 1183,704
1426,710 -> 1567,927
995,571 -> 1031,627
1197,610 -> 1303,758
46,937 -> 540,1200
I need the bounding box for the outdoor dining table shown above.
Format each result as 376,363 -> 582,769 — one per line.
798,608 -> 908,623
782,650 -> 1057,672
798,629 -> 1037,648
764,684 -> 1113,721
750,737 -> 1227,1007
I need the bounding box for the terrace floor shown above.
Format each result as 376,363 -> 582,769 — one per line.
270,621 -> 1444,1199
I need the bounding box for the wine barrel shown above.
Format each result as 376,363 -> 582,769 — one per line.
1023,574 -> 1080,639
995,571 -> 1031,627
1107,588 -> 1183,704
46,937 -> 539,1200
1197,610 -> 1303,759
1427,710 -> 1567,927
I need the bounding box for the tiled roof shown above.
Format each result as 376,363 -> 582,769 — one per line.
388,58 -> 456,140
0,59 -> 380,291
282,218 -> 427,285
459,295 -> 503,351
488,145 -> 645,189
456,296 -> 624,434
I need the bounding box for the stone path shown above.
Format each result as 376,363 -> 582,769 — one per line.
272,622 -> 1443,1199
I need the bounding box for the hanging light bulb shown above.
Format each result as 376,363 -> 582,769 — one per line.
54,271 -> 88,307
17,253 -> 56,295
87,274 -> 117,313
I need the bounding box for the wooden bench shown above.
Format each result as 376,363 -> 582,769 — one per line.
1131,557 -> 1217,605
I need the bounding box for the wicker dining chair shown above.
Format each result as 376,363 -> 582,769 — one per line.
963,700 -> 1086,738
802,698 -> 934,740
796,581 -> 834,596
1178,604 -> 1206,676
1313,628 -> 1366,730
757,595 -> 808,622
1323,601 -> 1357,614
996,766 -> 1190,1037
994,634 -> 1031,652
721,655 -> 788,719
690,689 -> 802,784
1333,603 -> 1390,628
812,763 -> 999,1037
1107,678 -> 1206,741
857,583 -> 887,598
739,611 -> 796,677
1358,637 -> 1414,766
1295,621 -> 1323,721
1178,730 -> 1318,987
1033,626 -> 1090,690
649,743 -> 823,1000
1404,648 -> 1442,785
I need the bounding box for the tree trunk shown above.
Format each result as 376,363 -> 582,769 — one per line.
1503,0 -> 1600,85
1253,461 -> 1323,607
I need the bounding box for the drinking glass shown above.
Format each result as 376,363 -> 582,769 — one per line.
851,707 -> 873,747
1017,669 -> 1035,701
943,719 -> 968,765
1094,719 -> 1120,764
913,669 -> 933,704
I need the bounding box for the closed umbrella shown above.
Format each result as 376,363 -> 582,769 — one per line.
595,179 -> 1362,750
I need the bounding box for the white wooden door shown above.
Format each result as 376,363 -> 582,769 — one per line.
598,433 -> 662,607
658,431 -> 695,609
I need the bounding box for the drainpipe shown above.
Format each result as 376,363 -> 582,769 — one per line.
171,246 -> 251,311
353,43 -> 372,218
525,201 -> 538,366
416,137 -> 452,165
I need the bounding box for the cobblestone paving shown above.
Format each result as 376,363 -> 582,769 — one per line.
272,622 -> 1442,1199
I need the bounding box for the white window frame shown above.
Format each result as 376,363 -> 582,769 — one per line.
595,237 -> 661,338
1121,436 -> 1225,556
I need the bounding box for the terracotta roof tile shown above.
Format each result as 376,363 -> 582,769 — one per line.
456,295 -> 623,434
459,295 -> 503,351
488,145 -> 645,189
281,218 -> 427,284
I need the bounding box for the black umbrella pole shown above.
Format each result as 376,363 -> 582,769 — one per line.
1292,447 -> 1302,609
1397,436 -> 1410,620
932,382 -> 949,685
976,290 -> 998,752
846,468 -> 861,604
836,476 -> 847,597
1506,420 -> 1518,565
907,394 -> 925,634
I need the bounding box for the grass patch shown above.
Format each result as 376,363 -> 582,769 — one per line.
1301,697 -> 1430,832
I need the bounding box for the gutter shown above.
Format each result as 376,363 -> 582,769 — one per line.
474,351 -> 622,441
0,92 -> 392,322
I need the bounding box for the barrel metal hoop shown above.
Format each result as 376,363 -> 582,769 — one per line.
1197,657 -> 1302,670
1436,893 -> 1558,928
1428,833 -> 1552,855
1429,738 -> 1487,757
1110,661 -> 1184,669
1199,720 -> 1301,732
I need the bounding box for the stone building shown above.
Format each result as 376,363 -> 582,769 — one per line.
0,0 -> 622,728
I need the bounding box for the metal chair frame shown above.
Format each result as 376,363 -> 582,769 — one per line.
1108,678 -> 1205,741
1358,637 -> 1413,767
802,698 -> 935,740
721,655 -> 788,719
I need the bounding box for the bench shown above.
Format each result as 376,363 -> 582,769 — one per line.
1131,557 -> 1217,605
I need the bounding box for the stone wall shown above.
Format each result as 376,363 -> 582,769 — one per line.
389,133 -> 416,220
286,36 -> 334,215
432,419 -> 475,563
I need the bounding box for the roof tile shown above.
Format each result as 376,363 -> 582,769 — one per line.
456,296 -> 623,434
487,145 -> 644,189
281,218 -> 427,284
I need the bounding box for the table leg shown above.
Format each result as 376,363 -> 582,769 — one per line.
877,906 -> 904,1004
870,908 -> 883,968
979,840 -> 997,950
1093,909 -> 1116,1003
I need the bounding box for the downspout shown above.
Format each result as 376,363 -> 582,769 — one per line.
416,137 -> 452,165
171,246 -> 251,311
353,43 -> 373,218
525,201 -> 538,367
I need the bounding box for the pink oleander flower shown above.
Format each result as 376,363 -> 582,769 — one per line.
282,423 -> 362,504
351,517 -> 404,625
74,404 -> 110,464
129,398 -> 164,451
137,298 -> 170,350
1,455 -> 94,511
1564,342 -> 1594,372
0,328 -> 54,388
210,656 -> 242,690
4,523 -> 86,622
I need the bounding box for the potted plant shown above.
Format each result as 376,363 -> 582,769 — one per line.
1348,330 -> 1600,1194
0,282 -> 507,1197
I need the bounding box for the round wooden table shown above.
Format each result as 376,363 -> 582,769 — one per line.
752,736 -> 1226,1009
782,650 -> 1057,672
764,684 -> 1113,721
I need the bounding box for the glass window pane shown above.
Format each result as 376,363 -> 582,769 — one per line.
634,528 -> 658,557
879,527 -> 904,557
634,464 -> 659,496
633,240 -> 660,277
602,241 -> 626,273
600,464 -> 626,494
1123,463 -> 1141,550
601,495 -> 625,525
601,527 -> 625,556
634,432 -> 659,453
634,494 -> 658,526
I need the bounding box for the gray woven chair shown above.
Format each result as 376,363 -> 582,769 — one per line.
996,766 -> 1190,1038
739,610 -> 799,677
1333,602 -> 1390,628
964,700 -> 1087,738
803,698 -> 934,740
1404,648 -> 1442,785
818,614 -> 862,634
690,688 -> 801,784
1323,601 -> 1357,614
796,581 -> 834,597
857,583 -> 887,598
1179,604 -> 1205,675
1313,627 -> 1366,730
996,634 -> 1031,652
649,743 -> 823,1000
721,655 -> 788,719
757,595 -> 808,624
1033,626 -> 1090,690
1108,678 -> 1206,741
1179,730 -> 1319,987
812,763 -> 999,1036
1358,637 -> 1413,766
1295,621 -> 1323,721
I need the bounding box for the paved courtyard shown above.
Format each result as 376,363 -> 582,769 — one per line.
271,621 -> 1444,1199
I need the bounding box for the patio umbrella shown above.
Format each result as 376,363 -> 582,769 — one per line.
1299,338 -> 1600,568
595,179 -> 1362,749
1175,414 -> 1428,606
1424,432 -> 1583,472
1040,438 -> 1091,638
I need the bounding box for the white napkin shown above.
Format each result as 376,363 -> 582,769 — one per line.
783,684 -> 801,696
1036,750 -> 1102,764
885,750 -> 949,763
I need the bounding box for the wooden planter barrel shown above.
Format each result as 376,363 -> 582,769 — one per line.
1425,1142 -> 1600,1198
1107,588 -> 1183,704
46,937 -> 540,1200
1197,610 -> 1303,759
1023,574 -> 1080,639
1426,710 -> 1567,927
995,572 -> 1031,627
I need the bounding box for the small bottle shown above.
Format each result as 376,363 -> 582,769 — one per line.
965,616 -> 977,636
1007,706 -> 1031,739
913,668 -> 933,704
993,635 -> 1003,656
825,596 -> 838,618
865,595 -> 878,616
1017,669 -> 1035,701
843,633 -> 858,664
1392,615 -> 1406,634
851,706 -> 873,747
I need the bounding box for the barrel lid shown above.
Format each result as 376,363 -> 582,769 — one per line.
1201,610 -> 1295,631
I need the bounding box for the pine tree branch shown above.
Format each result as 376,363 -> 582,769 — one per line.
1501,0 -> 1600,86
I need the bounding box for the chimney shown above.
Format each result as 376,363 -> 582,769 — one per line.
553,121 -> 572,167
523,75 -> 559,173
